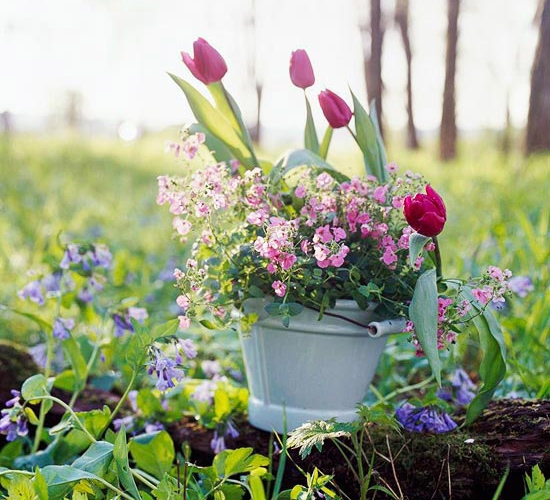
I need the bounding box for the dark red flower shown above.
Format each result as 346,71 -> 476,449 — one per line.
403,185 -> 447,237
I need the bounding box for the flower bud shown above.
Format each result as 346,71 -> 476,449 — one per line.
181,38 -> 227,85
289,49 -> 315,89
403,185 -> 447,237
318,90 -> 352,128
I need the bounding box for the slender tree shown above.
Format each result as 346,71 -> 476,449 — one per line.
361,0 -> 385,137
440,0 -> 460,161
526,0 -> 550,155
395,0 -> 419,149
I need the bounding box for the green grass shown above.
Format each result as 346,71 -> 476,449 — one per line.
0,133 -> 548,397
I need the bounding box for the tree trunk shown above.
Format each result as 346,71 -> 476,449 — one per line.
363,0 -> 385,138
250,82 -> 263,144
395,0 -> 419,150
440,0 -> 460,161
526,0 -> 550,155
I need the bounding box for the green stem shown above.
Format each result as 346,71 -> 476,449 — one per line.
370,375 -> 435,406
433,236 -> 443,280
30,396 -> 97,444
102,370 -> 138,435
131,469 -> 158,489
351,433 -> 367,500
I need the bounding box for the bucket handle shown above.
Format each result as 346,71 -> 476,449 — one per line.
366,318 -> 408,338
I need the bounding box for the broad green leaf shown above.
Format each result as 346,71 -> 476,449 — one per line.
150,318 -> 180,342
189,123 -> 234,164
460,287 -> 507,424
207,81 -> 241,132
40,465 -> 101,499
3,307 -> 52,333
409,269 -> 441,385
129,431 -> 174,480
21,374 -> 52,403
304,96 -> 319,153
151,473 -> 179,500
62,336 -> 88,392
214,388 -> 231,420
168,74 -> 254,168
113,427 -> 141,499
318,126 -> 333,160
350,90 -> 386,182
408,233 -> 431,268
214,448 -> 269,478
71,441 -> 114,478
33,468 -> 48,500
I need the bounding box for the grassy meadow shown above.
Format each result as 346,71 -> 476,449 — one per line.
0,132 -> 548,398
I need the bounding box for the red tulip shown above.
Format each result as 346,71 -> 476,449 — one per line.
181,38 -> 227,85
318,90 -> 353,128
403,185 -> 447,237
289,49 -> 315,89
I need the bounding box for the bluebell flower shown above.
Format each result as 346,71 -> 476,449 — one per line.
53,317 -> 75,340
41,272 -> 62,294
396,402 -> 457,433
113,416 -> 136,432
144,421 -> 165,434
17,280 -> 45,306
509,276 -> 534,298
90,244 -> 112,269
77,287 -> 94,303
202,360 -> 221,379
0,391 -> 29,442
113,307 -> 148,337
147,348 -> 185,391
191,380 -> 215,403
437,368 -> 476,406
178,339 -> 197,360
60,244 -> 82,269
210,431 -> 226,453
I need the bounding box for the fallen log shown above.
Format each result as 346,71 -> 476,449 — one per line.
169,399 -> 550,500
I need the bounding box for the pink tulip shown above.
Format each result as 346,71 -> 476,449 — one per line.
318,89 -> 352,128
289,49 -> 315,89
403,185 -> 447,237
181,38 -> 227,85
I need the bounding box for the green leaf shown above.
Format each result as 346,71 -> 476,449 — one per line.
3,307 -> 52,333
150,318 -> 180,342
40,465 -> 101,499
409,269 -> 441,385
62,336 -> 88,392
189,123 -> 234,164
168,73 -> 254,168
287,420 -> 355,459
129,431 -> 174,480
214,448 -> 269,478
369,99 -> 388,172
350,90 -> 386,182
71,441 -> 114,478
151,473 -> 179,500
460,287 -> 507,425
318,126 -> 333,160
207,82 -> 241,133
33,468 -> 48,500
249,474 -> 266,500
304,96 -> 319,153
214,388 -> 231,420
21,374 -> 52,403
113,427 -> 141,499
408,233 -> 431,268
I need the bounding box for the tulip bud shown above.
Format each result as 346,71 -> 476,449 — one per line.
403,185 -> 447,237
318,90 -> 353,128
181,38 -> 228,85
289,49 -> 315,89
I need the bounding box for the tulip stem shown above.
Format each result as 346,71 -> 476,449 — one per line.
433,236 -> 443,280
346,125 -> 362,149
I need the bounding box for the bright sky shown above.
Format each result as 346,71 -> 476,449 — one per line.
0,0 -> 538,136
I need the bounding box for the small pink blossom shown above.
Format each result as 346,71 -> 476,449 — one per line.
425,241 -> 436,252
316,172 -> 334,189
176,294 -> 190,310
165,141 -> 181,157
300,239 -> 311,254
247,210 -> 268,226
332,227 -> 346,242
272,280 -> 286,297
178,315 -> 191,329
392,196 -> 404,209
472,286 -> 493,305
458,300 -> 472,317
295,185 -> 307,198
373,185 -> 388,204
386,163 -> 399,174
315,225 -> 333,243
173,268 -> 185,280
281,253 -> 297,270
173,217 -> 192,236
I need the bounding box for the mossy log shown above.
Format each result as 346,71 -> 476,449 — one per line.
169,399 -> 550,500
0,340 -> 39,406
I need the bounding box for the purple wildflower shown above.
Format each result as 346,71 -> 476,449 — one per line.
201,360 -> 221,379
144,421 -> 165,434
396,403 -> 457,433
179,339 -> 197,360
147,348 -> 185,391
53,317 -> 75,340
4,390 -> 21,408
60,244 -> 82,269
225,420 -> 240,439
113,416 -> 136,432
0,393 -> 29,442
41,272 -> 62,294
452,368 -> 476,405
77,287 -> 94,303
191,380 -> 216,403
17,280 -> 45,306
128,307 -> 148,323
509,276 -> 534,298
90,244 -> 112,269
210,431 -> 226,453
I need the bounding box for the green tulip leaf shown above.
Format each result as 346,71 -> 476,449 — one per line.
409,269 -> 441,385
304,95 -> 320,154
369,99 -> 388,173
408,233 -> 432,268
168,73 -> 254,168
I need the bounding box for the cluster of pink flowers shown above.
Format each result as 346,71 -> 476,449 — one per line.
406,265 -> 513,356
